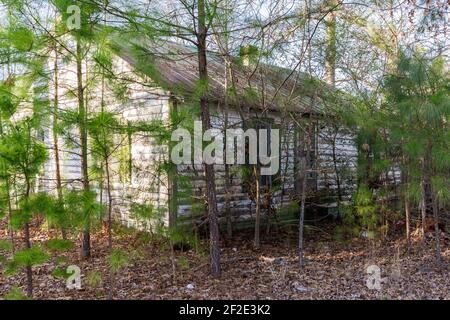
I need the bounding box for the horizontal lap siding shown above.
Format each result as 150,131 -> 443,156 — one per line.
35,50 -> 375,228
316,123 -> 402,201
41,55 -> 171,230
316,123 -> 358,200
176,106 -> 296,220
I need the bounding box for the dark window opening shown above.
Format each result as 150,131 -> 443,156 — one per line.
243,117 -> 280,191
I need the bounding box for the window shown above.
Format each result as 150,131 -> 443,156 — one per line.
243,117 -> 280,190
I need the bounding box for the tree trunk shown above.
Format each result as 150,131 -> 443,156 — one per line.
104,145 -> 113,300
6,177 -> 14,253
76,40 -> 91,259
405,196 -> 411,247
24,180 -> 33,298
168,103 -> 178,228
224,59 -> 233,239
224,162 -> 232,239
24,222 -> 33,298
403,163 -> 411,248
105,156 -> 113,251
299,124 -> 312,268
212,29 -> 235,240
0,68 -> 15,253
254,166 -> 261,250
420,156 -> 430,243
331,129 -> 343,204
325,0 -> 337,86
53,42 -> 65,239
197,0 -> 221,278
431,192 -> 441,265
420,193 -> 426,239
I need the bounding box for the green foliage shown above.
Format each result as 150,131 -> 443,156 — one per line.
45,198 -> 72,232
45,239 -> 74,252
239,45 -> 259,66
193,78 -> 208,101
51,267 -> 71,279
130,203 -> 158,220
93,49 -> 113,74
177,256 -> 190,270
431,176 -> 450,204
278,201 -> 300,216
11,193 -> 72,231
64,190 -> 104,231
9,27 -> 34,52
55,256 -> 68,265
333,203 -> 361,242
134,232 -> 152,246
87,112 -> 120,158
0,83 -> 17,118
11,246 -> 48,269
190,202 -> 205,217
167,225 -> 204,255
54,0 -> 103,40
130,203 -> 163,222
243,87 -> 259,104
0,240 -> 13,251
382,51 -> 449,203
117,135 -> 132,183
130,203 -> 166,232
108,249 -> 130,273
0,253 -> 6,265
338,49 -> 449,240
85,270 -> 103,288
0,122 -> 48,180
354,186 -> 379,232
3,286 -> 30,300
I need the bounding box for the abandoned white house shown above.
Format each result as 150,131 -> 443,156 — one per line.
34,36 -> 370,230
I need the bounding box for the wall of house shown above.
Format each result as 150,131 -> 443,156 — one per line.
174,105 -> 365,223
316,122 -> 358,201
9,49 -> 397,230
175,106 -> 290,220
315,122 -> 401,204
40,51 -> 171,229
174,104 -> 350,222
35,50 -> 363,228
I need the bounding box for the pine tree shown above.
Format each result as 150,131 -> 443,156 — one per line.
382,51 -> 449,264
0,121 -> 48,297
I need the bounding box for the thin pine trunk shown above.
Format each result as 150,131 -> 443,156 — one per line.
24,222 -> 33,298
325,0 -> 337,86
405,196 -> 411,247
420,156 -> 429,243
299,125 -> 312,268
403,164 -> 411,248
224,60 -> 232,239
7,181 -> 14,253
254,166 -> 261,250
76,41 -> 91,259
105,156 -> 113,251
331,130 -> 343,204
431,192 -> 442,265
213,29 -> 234,239
1,68 -> 15,253
197,0 -> 220,278
24,180 -> 33,298
53,43 -> 65,239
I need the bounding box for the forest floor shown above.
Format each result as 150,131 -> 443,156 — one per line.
1,219 -> 450,300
